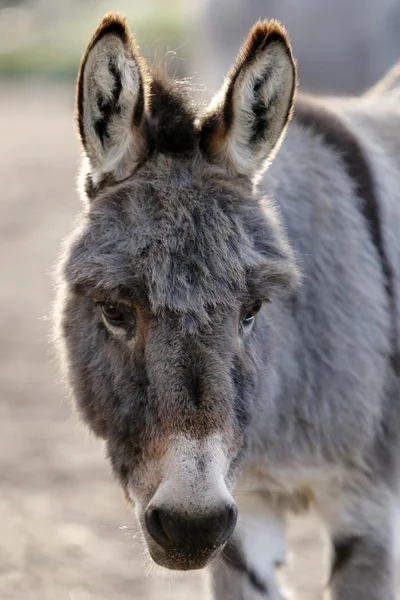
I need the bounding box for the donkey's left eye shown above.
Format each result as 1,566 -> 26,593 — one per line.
242,300 -> 263,327
99,301 -> 128,327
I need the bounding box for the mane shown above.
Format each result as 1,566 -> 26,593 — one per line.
147,71 -> 199,157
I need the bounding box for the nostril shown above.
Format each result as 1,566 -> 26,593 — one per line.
145,503 -> 238,553
218,504 -> 238,545
145,508 -> 172,549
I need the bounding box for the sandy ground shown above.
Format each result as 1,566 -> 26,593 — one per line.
0,82 -> 330,600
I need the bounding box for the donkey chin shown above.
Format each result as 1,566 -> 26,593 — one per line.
144,531 -> 231,571
147,546 -> 225,572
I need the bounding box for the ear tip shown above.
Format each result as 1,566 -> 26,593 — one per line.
251,18 -> 288,37
246,19 -> 291,54
97,11 -> 128,29
90,12 -> 130,46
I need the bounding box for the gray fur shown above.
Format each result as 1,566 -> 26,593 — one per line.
54,14 -> 400,599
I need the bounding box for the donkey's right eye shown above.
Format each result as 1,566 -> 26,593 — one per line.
99,302 -> 127,327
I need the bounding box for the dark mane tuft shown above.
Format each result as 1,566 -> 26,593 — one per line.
147,72 -> 199,156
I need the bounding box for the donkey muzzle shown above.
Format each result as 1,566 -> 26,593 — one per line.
145,503 -> 237,569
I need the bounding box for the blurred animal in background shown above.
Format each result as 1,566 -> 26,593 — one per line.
193,0 -> 400,96
54,12 -> 400,600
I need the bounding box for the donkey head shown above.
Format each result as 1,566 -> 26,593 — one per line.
56,13 -> 299,570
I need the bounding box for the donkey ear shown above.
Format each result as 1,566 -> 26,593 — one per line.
76,13 -> 148,187
199,20 -> 296,179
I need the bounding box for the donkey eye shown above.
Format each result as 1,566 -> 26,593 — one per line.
242,300 -> 263,327
99,301 -> 127,327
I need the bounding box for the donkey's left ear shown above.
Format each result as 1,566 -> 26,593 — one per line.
199,20 -> 296,179
76,13 -> 148,187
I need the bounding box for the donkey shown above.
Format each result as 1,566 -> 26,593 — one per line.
54,12 -> 400,600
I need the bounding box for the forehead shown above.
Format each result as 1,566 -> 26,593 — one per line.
68,157 -> 269,319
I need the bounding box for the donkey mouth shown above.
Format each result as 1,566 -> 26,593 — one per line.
148,543 -> 223,571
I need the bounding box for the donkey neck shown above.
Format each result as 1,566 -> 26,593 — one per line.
251,93 -> 395,468
273,94 -> 400,376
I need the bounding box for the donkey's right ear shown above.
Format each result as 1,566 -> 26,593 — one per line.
76,13 -> 148,187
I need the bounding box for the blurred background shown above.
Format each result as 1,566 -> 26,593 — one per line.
1,1 -> 400,599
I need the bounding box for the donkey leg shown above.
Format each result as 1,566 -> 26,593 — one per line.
320,485 -> 397,600
208,500 -> 288,600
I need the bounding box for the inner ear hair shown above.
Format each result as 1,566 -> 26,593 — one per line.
76,13 -> 149,187
199,20 -> 297,178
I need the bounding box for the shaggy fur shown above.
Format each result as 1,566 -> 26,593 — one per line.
55,13 -> 400,599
